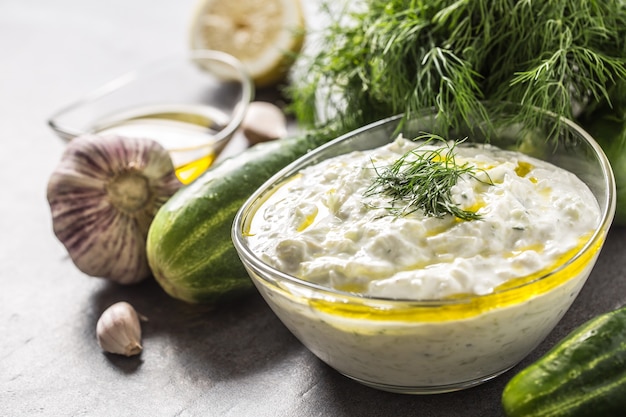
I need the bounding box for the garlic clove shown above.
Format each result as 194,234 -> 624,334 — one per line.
47,134 -> 183,284
241,101 -> 288,145
96,301 -> 145,357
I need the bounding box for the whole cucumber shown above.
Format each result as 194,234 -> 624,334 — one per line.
146,131 -> 335,304
502,305 -> 626,417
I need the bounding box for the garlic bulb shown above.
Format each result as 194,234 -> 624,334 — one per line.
47,134 -> 182,284
96,301 -> 144,356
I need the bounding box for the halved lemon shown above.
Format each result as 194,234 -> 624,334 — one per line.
189,0 -> 306,88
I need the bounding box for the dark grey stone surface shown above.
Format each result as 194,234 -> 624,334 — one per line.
2,1 -> 625,416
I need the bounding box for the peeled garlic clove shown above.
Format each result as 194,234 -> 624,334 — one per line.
241,101 -> 288,145
47,134 -> 182,284
96,301 -> 144,357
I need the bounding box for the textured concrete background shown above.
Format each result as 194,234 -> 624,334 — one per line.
1,1 -> 625,416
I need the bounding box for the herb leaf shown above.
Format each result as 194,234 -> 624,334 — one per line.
288,0 -> 626,139
364,134 -> 488,221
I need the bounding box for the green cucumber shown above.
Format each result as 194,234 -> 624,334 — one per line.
502,305 -> 626,417
146,130 -> 335,304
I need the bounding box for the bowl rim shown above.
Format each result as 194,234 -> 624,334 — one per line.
232,108 -> 617,305
47,49 -> 254,150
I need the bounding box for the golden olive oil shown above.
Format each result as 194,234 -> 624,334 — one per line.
91,104 -> 229,184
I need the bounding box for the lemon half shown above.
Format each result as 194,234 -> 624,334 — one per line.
189,0 -> 306,88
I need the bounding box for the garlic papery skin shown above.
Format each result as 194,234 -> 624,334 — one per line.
96,301 -> 144,357
241,101 -> 288,145
47,134 -> 182,284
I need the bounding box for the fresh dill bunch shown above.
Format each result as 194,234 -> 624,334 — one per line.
364,134 -> 487,220
287,0 -> 626,139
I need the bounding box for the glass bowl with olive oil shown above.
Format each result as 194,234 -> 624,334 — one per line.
48,50 -> 253,184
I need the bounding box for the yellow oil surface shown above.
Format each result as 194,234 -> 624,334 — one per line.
175,152 -> 216,184
309,233 -> 602,322
514,161 -> 534,177
92,104 -> 227,184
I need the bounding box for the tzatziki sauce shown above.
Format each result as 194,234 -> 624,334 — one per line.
248,136 -> 600,300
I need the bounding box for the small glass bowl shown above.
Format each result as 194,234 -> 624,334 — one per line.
48,50 -> 253,183
232,105 -> 616,394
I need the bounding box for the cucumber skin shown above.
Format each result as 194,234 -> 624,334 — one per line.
502,305 -> 626,417
146,132 -> 334,304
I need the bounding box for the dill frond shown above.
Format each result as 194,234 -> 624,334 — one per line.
364,134 -> 488,220
287,0 -> 626,141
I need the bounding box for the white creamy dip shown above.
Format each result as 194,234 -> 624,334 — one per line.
247,136 -> 600,300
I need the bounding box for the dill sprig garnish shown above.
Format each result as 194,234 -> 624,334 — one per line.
364,134 -> 486,221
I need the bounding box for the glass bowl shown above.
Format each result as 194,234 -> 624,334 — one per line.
48,50 -> 253,183
232,105 -> 616,394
